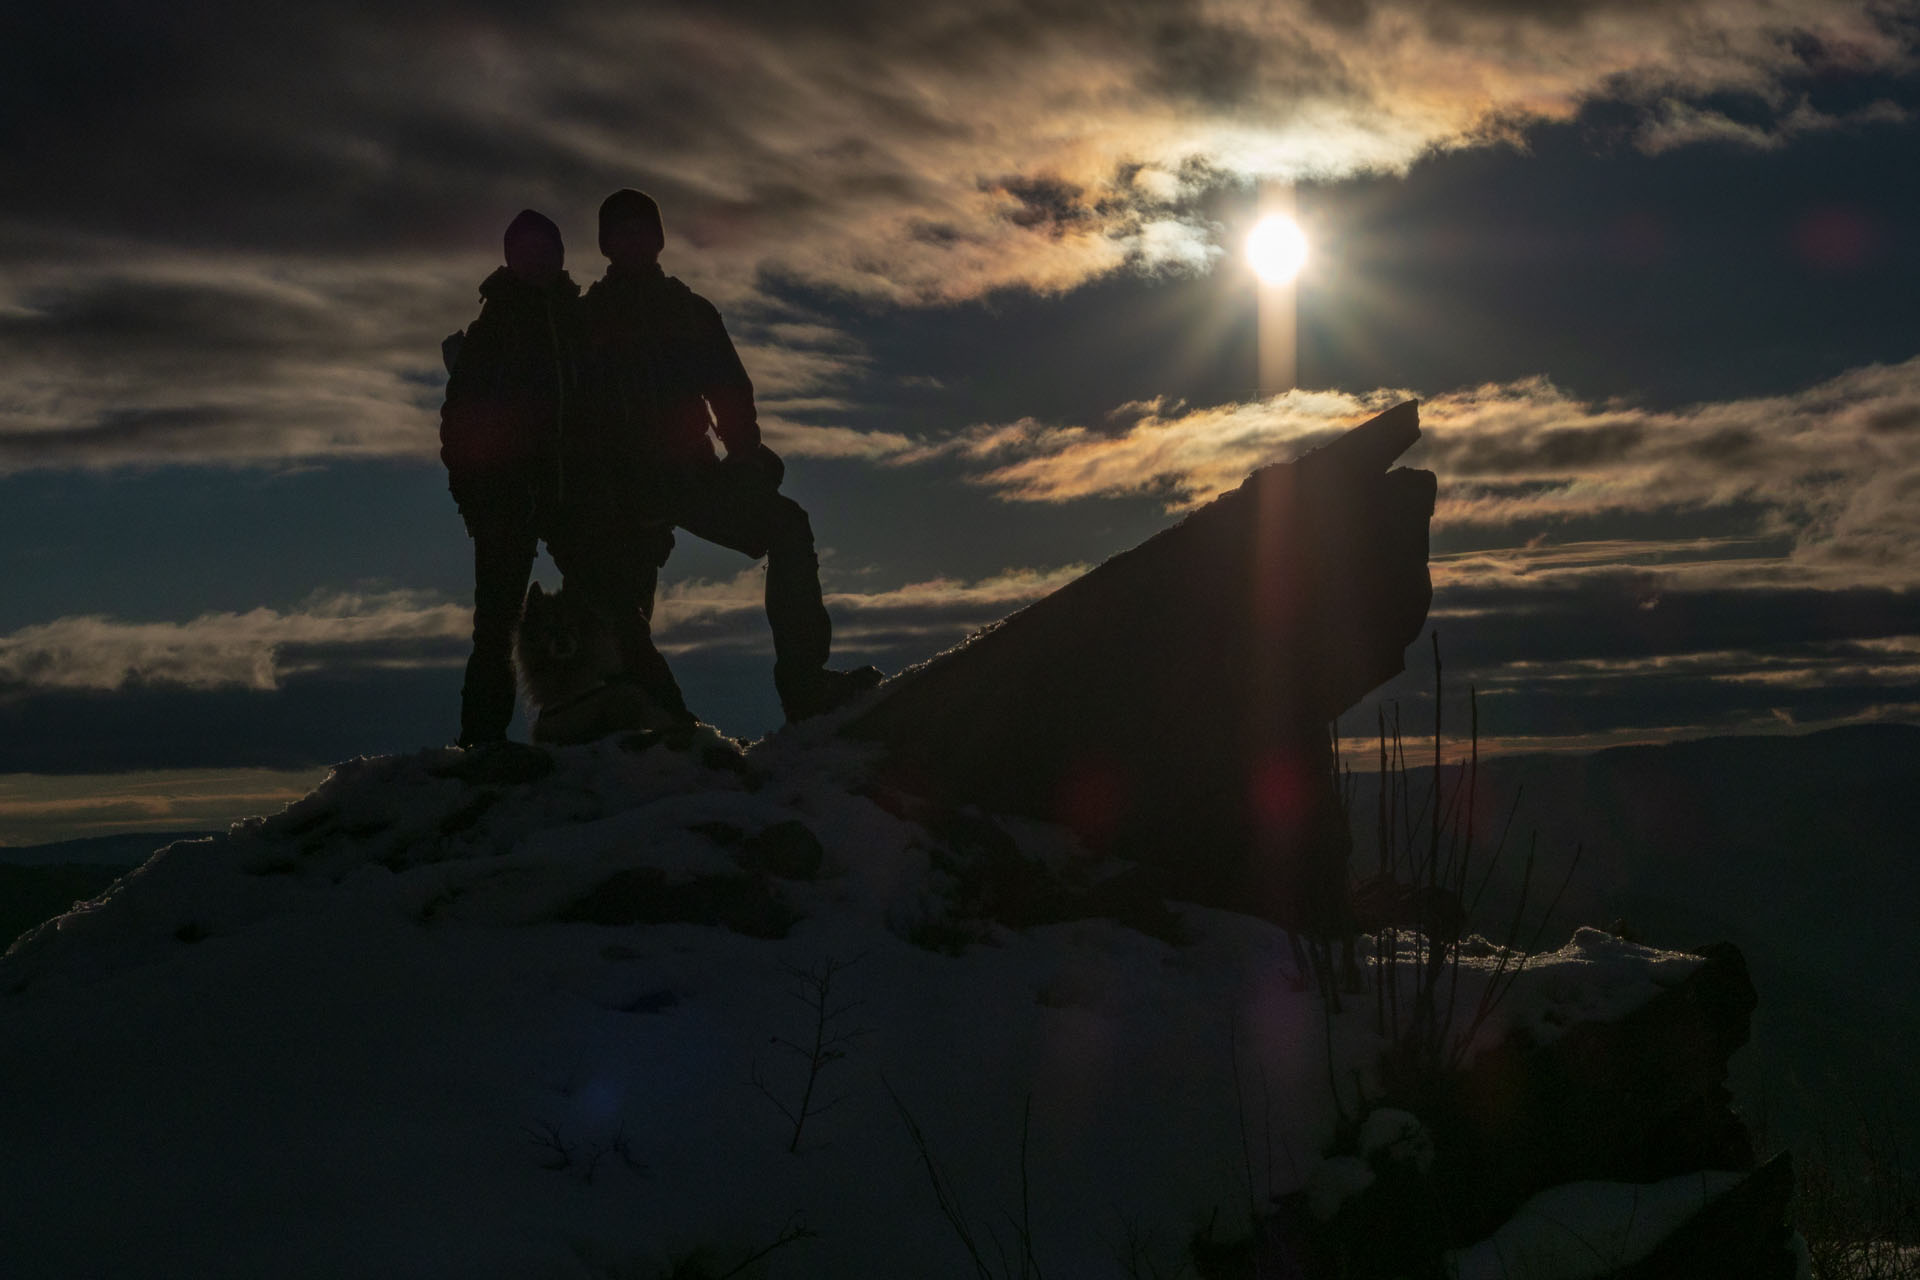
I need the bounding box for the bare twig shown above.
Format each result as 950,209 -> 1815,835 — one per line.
890,1082 -> 1047,1280
1017,1095 -> 1041,1279
526,1121 -> 575,1171
710,1214 -> 817,1280
1113,1212 -> 1196,1280
750,952 -> 870,1153
889,1080 -> 1000,1280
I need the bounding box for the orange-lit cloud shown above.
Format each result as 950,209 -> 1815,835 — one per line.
0,769 -> 324,846
917,355 -> 1920,586
2,1 -> 1911,470
514,0 -> 1915,306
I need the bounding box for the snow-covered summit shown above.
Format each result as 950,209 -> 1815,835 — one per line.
1,729 -> 1746,1279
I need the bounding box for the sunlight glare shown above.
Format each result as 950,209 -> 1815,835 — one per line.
1247,215 -> 1308,285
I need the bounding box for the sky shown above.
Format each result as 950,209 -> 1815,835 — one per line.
3,0 -> 1919,844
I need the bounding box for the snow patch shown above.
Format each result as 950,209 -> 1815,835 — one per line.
1,737 -> 1723,1276
1448,1171 -> 1745,1279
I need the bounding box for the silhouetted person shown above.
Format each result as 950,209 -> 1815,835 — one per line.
442,211 -> 692,749
438,210 -> 579,746
576,188 -> 879,720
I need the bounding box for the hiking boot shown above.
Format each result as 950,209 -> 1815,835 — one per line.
777,664 -> 884,722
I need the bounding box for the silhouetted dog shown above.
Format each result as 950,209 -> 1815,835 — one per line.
514,582 -> 678,744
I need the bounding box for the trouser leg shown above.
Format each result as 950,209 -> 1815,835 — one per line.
673,469 -> 832,679
461,516 -> 537,746
551,520 -> 691,721
761,496 -> 832,676
633,521 -> 672,623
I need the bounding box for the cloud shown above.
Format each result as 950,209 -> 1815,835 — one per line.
916,354 -> 1920,585
0,253 -> 913,471
0,671 -> 461,773
0,255 -> 470,472
0,518 -> 1911,770
0,591 -> 470,696
649,564 -> 1086,656
895,388 -> 1398,503
1335,584 -> 1920,760
0,562 -> 1082,700
0,768 -> 324,846
0,563 -> 1093,769
1425,569 -> 1920,667
3,1 -> 1913,469
758,418 -> 917,460
5,546 -> 1910,772
1326,540 -> 1920,754
1635,95 -> 1910,153
885,353 -> 1920,746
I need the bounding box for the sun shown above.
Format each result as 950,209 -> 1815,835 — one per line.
1247,214 -> 1308,285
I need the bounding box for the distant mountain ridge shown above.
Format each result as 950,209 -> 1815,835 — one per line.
5,723 -> 1912,1160
1347,718 -> 1920,1157
0,832 -> 220,953
1587,720 -> 1920,786
0,830 -> 218,868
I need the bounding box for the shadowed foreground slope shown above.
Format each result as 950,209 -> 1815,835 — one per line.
0,411 -> 1807,1277
0,730 -> 1774,1278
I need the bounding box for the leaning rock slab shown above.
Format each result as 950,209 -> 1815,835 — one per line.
845,401 -> 1435,926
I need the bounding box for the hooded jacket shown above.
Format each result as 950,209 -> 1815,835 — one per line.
578,263 -> 759,504
439,266 -> 584,523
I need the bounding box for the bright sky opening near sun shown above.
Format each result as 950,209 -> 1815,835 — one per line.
2,1 -> 1918,842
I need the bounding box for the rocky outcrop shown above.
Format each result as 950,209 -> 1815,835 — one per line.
1430,941 -> 1764,1241
1619,1152 -> 1796,1280
846,401 -> 1435,928
1245,941 -> 1796,1279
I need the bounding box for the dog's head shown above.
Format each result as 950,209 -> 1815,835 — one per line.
517,581 -> 582,664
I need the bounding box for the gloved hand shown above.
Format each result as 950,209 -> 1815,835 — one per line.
723,442 -> 785,489
441,330 -> 466,375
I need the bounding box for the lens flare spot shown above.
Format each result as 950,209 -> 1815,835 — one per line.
1250,751 -> 1311,836
1057,758 -> 1128,850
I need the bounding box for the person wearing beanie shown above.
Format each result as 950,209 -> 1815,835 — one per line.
575,188 -> 881,722
440,209 -> 692,748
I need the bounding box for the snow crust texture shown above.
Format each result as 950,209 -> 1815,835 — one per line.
0,732 -> 1716,1279
1449,1172 -> 1744,1279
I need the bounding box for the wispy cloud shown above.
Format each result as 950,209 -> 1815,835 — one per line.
0,255 -> 468,472
0,565 -> 1085,695
3,1 -> 1911,469
0,253 -> 909,471
0,533 -> 1911,768
757,416 -> 917,461
0,768 -> 324,846
650,564 -> 1087,656
917,355 -> 1920,586
0,591 -> 469,696
1332,567 -> 1920,759
1636,95 -> 1910,154
894,389 -> 1398,503
1335,545 -> 1920,753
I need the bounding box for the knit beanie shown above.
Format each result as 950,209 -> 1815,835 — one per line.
598,188 -> 665,248
503,209 -> 564,260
